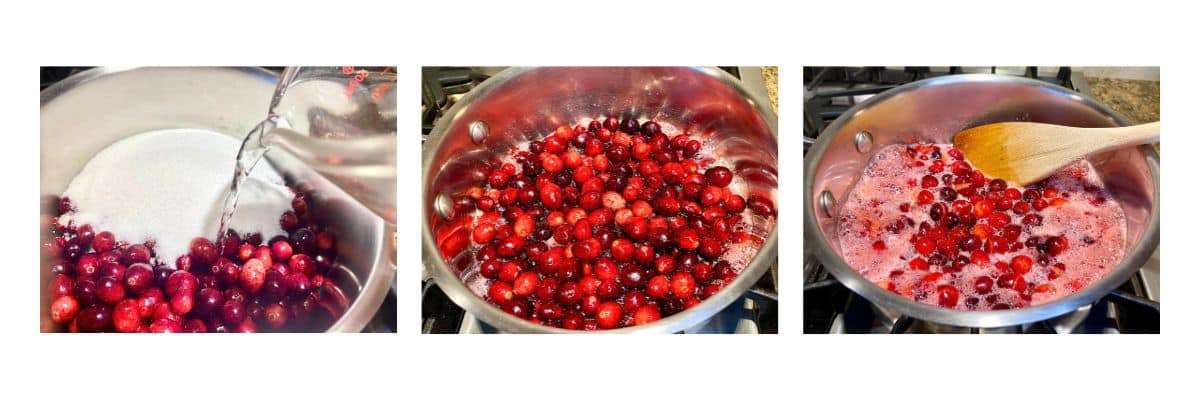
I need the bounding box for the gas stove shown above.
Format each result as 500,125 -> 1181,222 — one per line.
803,67 -> 1159,333
421,67 -> 779,333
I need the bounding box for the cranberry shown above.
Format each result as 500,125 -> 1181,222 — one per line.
280,211 -> 301,231
936,285 -> 959,307
195,287 -> 225,316
670,272 -> 696,298
239,258 -> 268,293
221,300 -> 246,325
916,190 -> 934,205
270,240 -> 293,261
49,274 -> 73,300
75,304 -> 111,332
123,263 -> 154,294
1046,236 -> 1069,256
631,305 -> 662,325
49,296 -> 80,324
95,277 -> 125,304
596,301 -> 624,329
488,281 -> 515,305
111,299 -> 141,333
189,238 -> 218,266
165,270 -> 198,296
92,231 -> 116,253
704,166 -> 733,188
974,276 -> 994,294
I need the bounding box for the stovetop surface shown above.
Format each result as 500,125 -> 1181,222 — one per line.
421,66 -> 779,333
802,66 -> 1159,334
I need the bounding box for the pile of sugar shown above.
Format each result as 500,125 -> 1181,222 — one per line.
61,129 -> 293,265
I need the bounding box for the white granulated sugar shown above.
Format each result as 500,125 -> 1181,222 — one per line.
62,129 -> 292,265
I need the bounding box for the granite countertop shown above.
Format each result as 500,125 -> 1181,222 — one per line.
1087,77 -> 1160,124
1087,77 -> 1159,155
762,66 -> 778,111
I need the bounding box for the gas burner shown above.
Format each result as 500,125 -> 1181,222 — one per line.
802,67 -> 1159,334
420,67 -> 778,333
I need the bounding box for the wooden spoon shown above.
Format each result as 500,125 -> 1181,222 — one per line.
952,121 -> 1159,185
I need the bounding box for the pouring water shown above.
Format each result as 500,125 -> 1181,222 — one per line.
216,67 -> 396,245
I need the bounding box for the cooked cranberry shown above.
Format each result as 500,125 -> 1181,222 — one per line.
936,285 -> 959,307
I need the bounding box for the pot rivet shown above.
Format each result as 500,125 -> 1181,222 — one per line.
469,121 -> 489,145
434,193 -> 455,220
818,190 -> 837,218
854,130 -> 873,154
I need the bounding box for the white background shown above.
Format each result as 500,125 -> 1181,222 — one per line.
0,0 -> 1192,399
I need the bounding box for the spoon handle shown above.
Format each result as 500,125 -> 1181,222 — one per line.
1098,122 -> 1159,152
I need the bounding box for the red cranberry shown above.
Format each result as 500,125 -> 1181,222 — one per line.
221,300 -> 246,325
165,270 -> 198,296
195,287 -> 225,316
596,301 -> 624,329
284,272 -> 311,296
111,299 -> 141,333
270,240 -> 293,261
123,263 -> 154,295
75,304 -> 111,332
279,211 -> 301,231
936,285 -> 959,307
49,274 -> 73,300
263,303 -> 288,329
50,295 -> 80,324
631,305 -> 662,326
95,277 -> 125,304
670,272 -> 696,298
92,231 -> 116,253
704,166 -> 733,187
239,258 -> 268,293
189,238 -> 218,266
488,281 -> 515,305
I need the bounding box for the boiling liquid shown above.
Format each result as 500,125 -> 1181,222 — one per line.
837,144 -> 1127,309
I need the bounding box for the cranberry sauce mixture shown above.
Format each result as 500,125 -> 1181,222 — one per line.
42,189 -> 350,333
444,117 -> 775,330
837,143 -> 1126,310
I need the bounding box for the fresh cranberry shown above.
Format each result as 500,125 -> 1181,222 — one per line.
189,238 -> 218,266
111,299 -> 141,333
218,300 -> 245,325
49,296 -> 80,324
95,277 -> 125,304
75,304 -> 111,332
122,263 -> 154,294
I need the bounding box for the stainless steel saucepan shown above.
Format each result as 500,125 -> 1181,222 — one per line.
804,74 -> 1159,328
40,67 -> 396,332
423,67 -> 778,333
